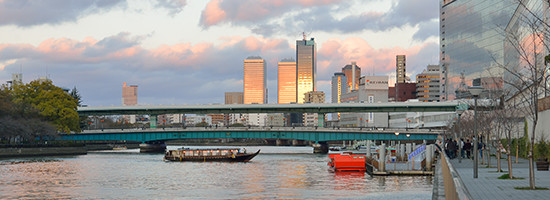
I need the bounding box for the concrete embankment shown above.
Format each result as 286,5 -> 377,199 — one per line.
0,146 -> 87,158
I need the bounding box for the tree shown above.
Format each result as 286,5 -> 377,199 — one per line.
499,0 -> 550,188
11,80 -> 81,133
69,86 -> 82,106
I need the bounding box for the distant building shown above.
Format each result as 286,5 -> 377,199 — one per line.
278,58 -> 297,104
296,34 -> 317,104
207,114 -> 225,126
122,82 -> 138,106
416,65 -> 441,102
185,115 -> 212,126
224,92 -> 243,126
303,91 -> 325,127
122,82 -> 138,124
331,72 -> 347,103
243,56 -> 267,104
225,92 -> 244,104
342,62 -> 361,92
396,55 -> 406,84
341,76 -> 389,127
389,83 -> 417,102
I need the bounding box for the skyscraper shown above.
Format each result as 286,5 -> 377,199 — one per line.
296,34 -> 316,104
342,62 -> 360,92
122,82 -> 137,106
243,56 -> 267,104
278,58 -> 296,104
396,55 -> 406,84
331,72 -> 347,103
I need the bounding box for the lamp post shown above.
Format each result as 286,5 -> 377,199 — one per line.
395,132 -> 399,170
469,86 -> 483,179
456,109 -> 464,163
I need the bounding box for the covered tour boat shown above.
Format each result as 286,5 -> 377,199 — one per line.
328,151 -> 366,172
164,148 -> 260,162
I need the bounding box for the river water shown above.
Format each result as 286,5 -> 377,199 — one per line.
0,146 -> 432,199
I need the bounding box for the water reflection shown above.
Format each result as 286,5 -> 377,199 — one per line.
0,147 -> 432,199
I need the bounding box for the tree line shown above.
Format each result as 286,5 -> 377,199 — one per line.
1,79 -> 81,144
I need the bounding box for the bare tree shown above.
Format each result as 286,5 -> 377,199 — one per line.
499,0 -> 550,188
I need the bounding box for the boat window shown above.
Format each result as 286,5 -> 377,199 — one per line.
353,156 -> 357,159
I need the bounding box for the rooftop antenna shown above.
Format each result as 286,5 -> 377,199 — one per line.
302,32 -> 306,40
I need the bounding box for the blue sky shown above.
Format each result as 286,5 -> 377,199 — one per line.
0,0 -> 440,106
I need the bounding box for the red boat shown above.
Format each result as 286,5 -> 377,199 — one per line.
328,151 -> 366,172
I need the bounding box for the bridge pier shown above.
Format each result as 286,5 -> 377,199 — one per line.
312,142 -> 328,154
139,141 -> 166,153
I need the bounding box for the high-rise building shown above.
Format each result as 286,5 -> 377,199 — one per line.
122,82 -> 137,106
225,92 -> 244,104
243,56 -> 267,104
440,0 -> 517,100
342,62 -> 361,92
278,58 -> 297,104
296,34 -> 316,104
416,65 -> 441,102
396,55 -> 406,84
331,72 -> 347,103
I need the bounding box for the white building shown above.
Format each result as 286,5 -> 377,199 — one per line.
340,76 -> 389,127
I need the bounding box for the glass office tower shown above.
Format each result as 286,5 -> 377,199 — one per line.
331,72 -> 347,103
244,56 -> 267,104
296,36 -> 317,103
278,58 -> 297,104
440,0 -> 516,100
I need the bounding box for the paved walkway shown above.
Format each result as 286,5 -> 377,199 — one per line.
449,155 -> 550,199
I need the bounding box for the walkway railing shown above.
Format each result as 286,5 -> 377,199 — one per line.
439,145 -> 472,200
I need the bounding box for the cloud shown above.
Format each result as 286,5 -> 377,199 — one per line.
412,20 -> 439,41
0,0 -> 126,27
201,0 -> 439,41
0,34 -> 438,106
154,0 -> 187,16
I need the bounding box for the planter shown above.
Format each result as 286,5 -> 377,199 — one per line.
536,158 -> 549,171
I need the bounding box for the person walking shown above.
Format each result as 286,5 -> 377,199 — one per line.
464,139 -> 472,159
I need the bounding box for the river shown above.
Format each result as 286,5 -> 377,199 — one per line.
0,146 -> 432,199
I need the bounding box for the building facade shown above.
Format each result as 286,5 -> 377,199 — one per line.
296,36 -> 317,104
342,62 -> 361,92
440,0 -> 517,100
278,58 -> 297,104
340,76 -> 389,127
303,91 -> 325,127
416,65 -> 441,102
122,82 -> 137,106
396,55 -> 406,84
243,56 -> 267,104
225,92 -> 244,104
331,72 -> 347,103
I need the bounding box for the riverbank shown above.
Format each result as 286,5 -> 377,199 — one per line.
0,146 -> 87,158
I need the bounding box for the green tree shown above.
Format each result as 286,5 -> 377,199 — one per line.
69,86 -> 82,106
11,80 -> 80,133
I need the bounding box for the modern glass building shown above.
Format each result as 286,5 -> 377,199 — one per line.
440,0 -> 517,100
277,58 -> 297,104
296,36 -> 317,104
243,56 -> 267,104
342,62 -> 361,92
331,72 -> 347,103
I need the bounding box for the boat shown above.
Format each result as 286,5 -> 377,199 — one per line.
164,148 -> 260,162
327,151 -> 366,172
112,145 -> 127,150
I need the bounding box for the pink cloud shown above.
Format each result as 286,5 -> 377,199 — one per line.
317,37 -> 433,79
200,0 -> 226,27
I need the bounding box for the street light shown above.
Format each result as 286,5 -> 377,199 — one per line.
456,108 -> 464,163
394,132 -> 400,170
469,86 -> 483,179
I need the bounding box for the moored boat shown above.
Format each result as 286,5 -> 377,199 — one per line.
327,151 -> 366,172
164,148 -> 260,162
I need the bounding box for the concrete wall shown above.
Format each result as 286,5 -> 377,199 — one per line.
0,147 -> 87,157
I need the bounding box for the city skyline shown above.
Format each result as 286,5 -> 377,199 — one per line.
0,0 -> 440,106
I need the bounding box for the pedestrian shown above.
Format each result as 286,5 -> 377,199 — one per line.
464,139 -> 472,159
459,138 -> 465,158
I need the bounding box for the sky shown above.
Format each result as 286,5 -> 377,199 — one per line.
0,0 -> 440,106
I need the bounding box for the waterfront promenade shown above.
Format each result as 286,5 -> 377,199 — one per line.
449,156 -> 550,199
